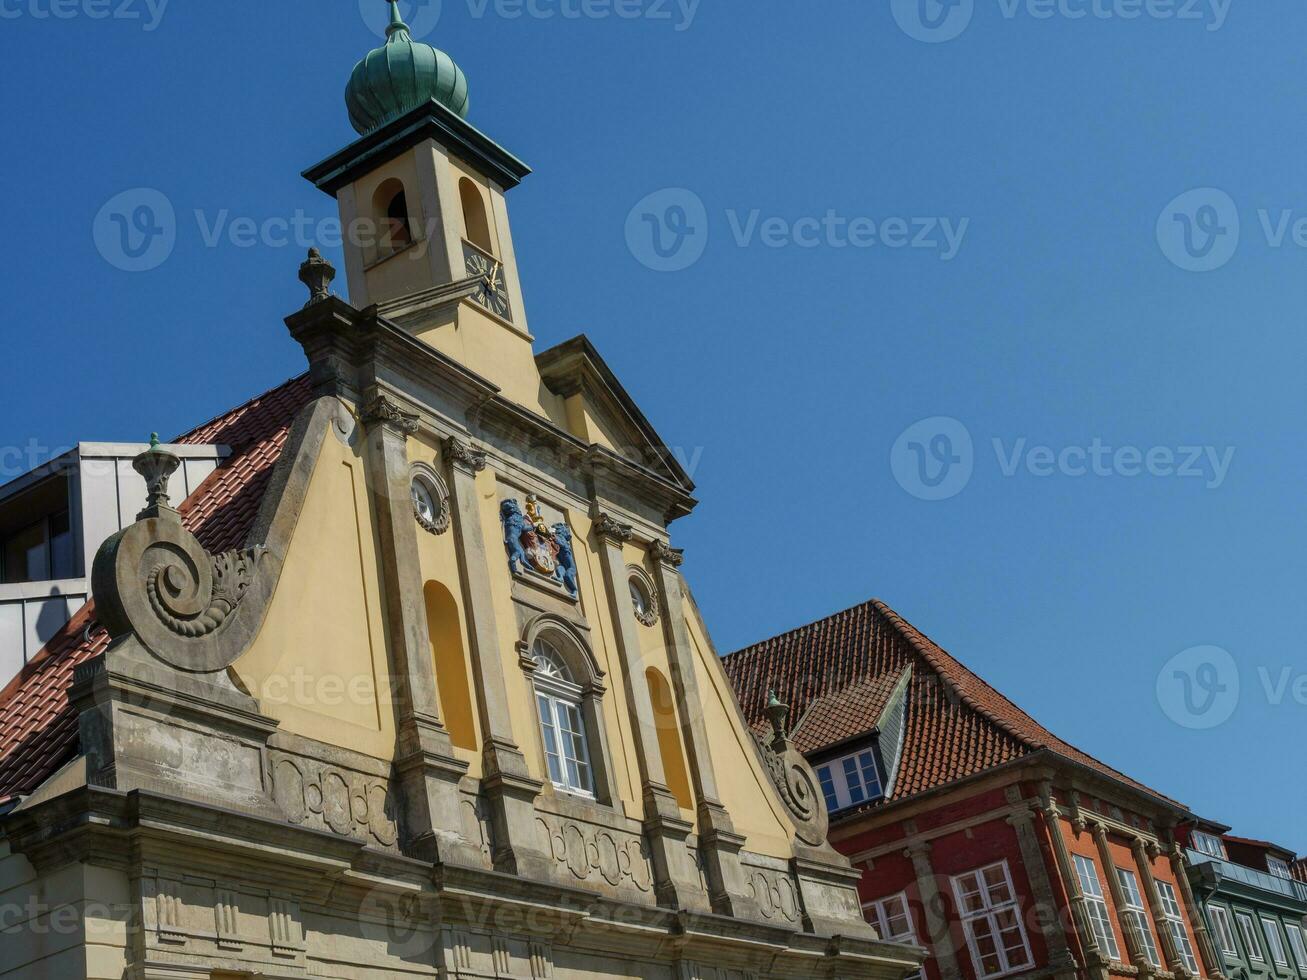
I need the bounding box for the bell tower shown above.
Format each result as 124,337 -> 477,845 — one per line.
304,1 -> 538,403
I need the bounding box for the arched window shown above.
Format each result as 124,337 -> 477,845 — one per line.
459,177 -> 493,254
532,636 -> 595,797
372,178 -> 412,257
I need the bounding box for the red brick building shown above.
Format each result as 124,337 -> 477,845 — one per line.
724,599 -> 1225,980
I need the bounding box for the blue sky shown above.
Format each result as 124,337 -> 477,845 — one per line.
2,1 -> 1303,851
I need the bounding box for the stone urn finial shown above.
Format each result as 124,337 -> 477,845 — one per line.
133,433 -> 182,521
298,248 -> 336,307
766,689 -> 791,751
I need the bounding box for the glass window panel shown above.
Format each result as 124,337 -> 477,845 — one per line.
1240,914 -> 1265,962
1285,923 -> 1307,969
1263,919 -> 1289,966
1209,907 -> 1237,956
817,766 -> 839,813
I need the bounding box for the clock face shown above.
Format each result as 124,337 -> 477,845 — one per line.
464,244 -> 512,320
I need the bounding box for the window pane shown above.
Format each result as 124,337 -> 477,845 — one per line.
818,766 -> 840,813
1285,924 -> 1307,968
842,756 -> 866,804
1241,915 -> 1265,961
49,511 -> 74,579
1264,919 -> 1289,965
1210,908 -> 1237,955
538,694 -> 564,786
983,866 -> 1013,906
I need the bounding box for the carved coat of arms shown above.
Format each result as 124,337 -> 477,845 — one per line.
501,495 -> 578,596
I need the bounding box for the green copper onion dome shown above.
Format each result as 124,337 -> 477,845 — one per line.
345,1 -> 469,135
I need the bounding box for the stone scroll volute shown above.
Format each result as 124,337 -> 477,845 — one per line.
91,436 -> 290,674
752,692 -> 830,848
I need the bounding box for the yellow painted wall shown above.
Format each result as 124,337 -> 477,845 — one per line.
233,432 -> 397,761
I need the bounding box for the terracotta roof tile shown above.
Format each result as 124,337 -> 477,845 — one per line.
722,599 -> 1179,807
789,671 -> 906,757
0,375 -> 312,803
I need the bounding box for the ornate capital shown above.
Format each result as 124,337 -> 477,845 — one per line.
594,514 -> 634,543
443,436 -> 487,474
650,539 -> 685,568
360,395 -> 419,436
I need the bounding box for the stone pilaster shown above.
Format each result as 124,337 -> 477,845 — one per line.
1090,821 -> 1151,976
905,839 -> 963,980
648,540 -> 758,920
442,435 -> 549,878
1168,843 -> 1225,980
1035,788 -> 1112,980
594,514 -> 709,912
1005,788 -> 1078,980
1131,837 -> 1187,977
360,396 -> 481,866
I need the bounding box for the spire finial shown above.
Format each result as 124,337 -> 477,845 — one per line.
385,0 -> 410,38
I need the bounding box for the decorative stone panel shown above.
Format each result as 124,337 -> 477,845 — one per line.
534,812 -> 654,899
269,749 -> 399,849
740,859 -> 802,925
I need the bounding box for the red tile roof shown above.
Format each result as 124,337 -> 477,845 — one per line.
0,375 -> 312,804
723,599 -> 1180,808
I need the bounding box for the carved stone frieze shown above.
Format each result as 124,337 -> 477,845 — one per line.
742,863 -> 802,925
269,752 -> 399,849
534,814 -> 654,895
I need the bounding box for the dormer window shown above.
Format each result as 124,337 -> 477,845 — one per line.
1269,856 -> 1294,880
816,748 -> 883,813
1192,831 -> 1227,859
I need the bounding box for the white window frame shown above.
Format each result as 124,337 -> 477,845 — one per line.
1193,831 -> 1228,859
532,639 -> 595,799
865,892 -> 923,980
1074,854 -> 1122,962
1262,917 -> 1290,967
1269,857 -> 1294,880
1155,880 -> 1199,974
815,747 -> 883,813
1284,923 -> 1307,972
951,861 -> 1035,980
1208,905 -> 1238,957
1238,912 -> 1266,963
1116,867 -> 1162,968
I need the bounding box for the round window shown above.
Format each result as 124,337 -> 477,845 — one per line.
628,572 -> 658,628
410,471 -> 449,535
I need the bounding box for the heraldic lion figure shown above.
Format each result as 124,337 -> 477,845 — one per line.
501,499 -> 531,574
552,522 -> 578,595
